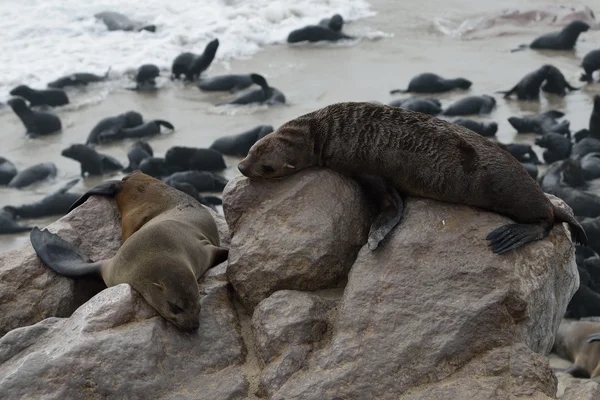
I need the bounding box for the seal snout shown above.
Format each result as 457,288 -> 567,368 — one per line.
238,162 -> 248,175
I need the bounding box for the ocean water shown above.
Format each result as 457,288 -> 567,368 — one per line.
0,0 -> 379,100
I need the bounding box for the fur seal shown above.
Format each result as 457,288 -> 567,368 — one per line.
4,179 -> 81,219
390,73 -> 472,94
139,157 -> 169,178
61,144 -> 123,177
7,97 -> 62,137
581,49 -> 600,82
541,65 -> 579,97
535,133 -> 571,163
497,65 -> 552,101
388,97 -> 442,116
573,137 -> 600,159
8,162 -> 57,189
163,171 -> 228,193
0,157 -> 17,185
319,14 -> 344,32
29,171 -> 228,331
47,69 -> 110,89
98,120 -> 174,143
589,95 -> 600,140
209,125 -> 274,157
128,64 -> 160,90
581,153 -> 600,180
442,95 -> 496,116
171,39 -> 219,81
508,110 -> 569,134
287,24 -> 353,43
529,20 -> 590,51
197,74 -> 254,93
453,118 -> 498,137
218,74 -> 285,106
123,141 -> 153,172
9,85 -> 69,107
86,111 -> 143,145
0,208 -> 32,235
552,319 -> 600,378
164,147 -> 226,172
94,11 -> 155,33
496,143 -> 542,165
238,101 -> 587,254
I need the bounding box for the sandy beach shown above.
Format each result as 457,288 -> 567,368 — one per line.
1,0 -> 600,252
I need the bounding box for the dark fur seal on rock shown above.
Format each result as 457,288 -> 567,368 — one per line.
541,65 -> 579,96
4,179 -> 81,219
535,133 -> 572,163
197,74 -> 254,93
581,49 -> 600,82
218,74 -> 285,106
61,144 -> 123,176
512,20 -> 590,52
390,73 -> 472,94
441,95 -> 496,116
319,14 -> 344,32
7,98 -> 62,137
86,111 -> 143,145
123,141 -> 153,172
163,171 -> 228,193
287,24 -> 353,43
0,157 -> 18,185
453,118 -> 498,137
47,69 -> 110,89
388,97 -> 442,116
496,143 -> 542,165
164,147 -> 226,173
497,65 -> 552,101
8,162 -> 57,189
9,85 -> 69,107
171,39 -> 219,81
0,208 -> 32,234
508,110 -> 569,134
238,102 -> 587,254
209,125 -> 274,157
29,171 -> 228,331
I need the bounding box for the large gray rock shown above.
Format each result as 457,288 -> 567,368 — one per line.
223,169 -> 369,309
271,197 -> 577,400
0,197 -> 120,338
0,274 -> 248,400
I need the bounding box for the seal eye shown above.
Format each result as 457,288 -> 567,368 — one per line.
168,301 -> 184,315
261,165 -> 275,174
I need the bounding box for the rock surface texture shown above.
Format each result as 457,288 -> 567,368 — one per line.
0,170 -> 580,399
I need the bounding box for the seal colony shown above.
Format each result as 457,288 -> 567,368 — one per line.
29,171 -> 228,331
238,102 -> 587,254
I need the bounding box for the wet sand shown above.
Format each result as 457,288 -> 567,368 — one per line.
1,0 -> 600,252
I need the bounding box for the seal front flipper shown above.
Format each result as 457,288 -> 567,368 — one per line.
30,227 -> 104,279
486,223 -> 549,254
68,180 -> 123,212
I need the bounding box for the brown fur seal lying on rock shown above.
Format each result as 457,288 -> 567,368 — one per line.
238,101 -> 587,254
29,171 -> 228,331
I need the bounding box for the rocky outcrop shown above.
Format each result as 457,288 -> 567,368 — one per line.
0,170 -> 579,399
223,169 -> 369,309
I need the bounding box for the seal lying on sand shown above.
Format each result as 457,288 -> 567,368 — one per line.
4,179 -> 81,219
218,74 -> 285,106
47,69 -> 110,89
29,171 -> 228,331
390,73 -> 472,94
198,74 -> 254,93
8,162 -> 57,189
9,85 -> 69,107
237,102 -> 587,254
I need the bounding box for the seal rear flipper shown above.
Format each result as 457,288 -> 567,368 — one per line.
552,203 -> 588,246
367,193 -> 404,251
154,120 -> 175,131
68,180 -> 123,212
486,223 -> 549,254
250,74 -> 269,91
30,227 -> 103,279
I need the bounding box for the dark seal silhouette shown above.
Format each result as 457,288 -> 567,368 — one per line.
9,85 -> 69,107
390,73 -> 472,94
7,97 -> 62,137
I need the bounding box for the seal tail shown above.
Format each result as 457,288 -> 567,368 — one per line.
69,180 -> 123,212
510,44 -> 527,53
30,227 -> 104,279
389,89 -> 408,94
154,120 -> 175,131
552,203 -> 588,246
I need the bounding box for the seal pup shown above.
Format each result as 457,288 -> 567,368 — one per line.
589,95 -> 600,140
452,118 -> 498,137
581,49 -> 600,82
128,64 -> 160,90
139,157 -> 169,178
218,74 -> 285,106
497,65 -> 552,101
535,133 -> 572,163
287,23 -> 353,43
4,179 -> 81,219
61,144 -> 123,177
237,102 -> 587,254
319,14 -> 344,32
508,110 -> 569,134
163,171 -> 228,193
86,111 -> 143,145
0,157 -> 18,185
209,125 -> 274,157
197,74 -> 254,93
94,11 -> 155,32
123,141 -> 153,172
388,97 -> 442,116
496,143 -> 542,165
8,162 -> 57,189
47,68 -> 111,89
0,208 -> 32,235
441,95 -> 496,116
511,20 -> 590,51
171,39 -> 219,81
552,319 -> 600,378
9,85 -> 69,107
541,65 -> 579,97
7,98 -> 62,137
171,53 -> 195,80
164,147 -> 226,172
390,73 -> 472,94
29,172 -> 228,331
